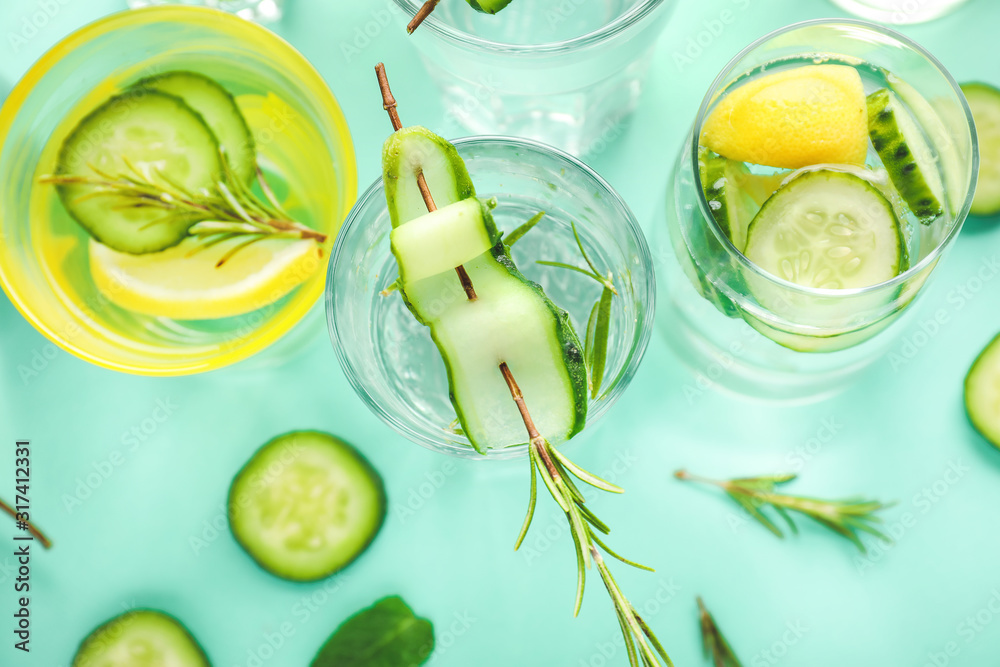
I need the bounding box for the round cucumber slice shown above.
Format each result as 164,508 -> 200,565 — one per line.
55,89 -> 223,254
73,609 -> 209,667
961,82 -> 1000,217
744,170 -> 903,290
131,71 -> 256,184
867,88 -> 946,224
965,333 -> 1000,449
466,0 -> 514,13
228,431 -> 386,582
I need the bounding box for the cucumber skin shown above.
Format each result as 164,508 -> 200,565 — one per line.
227,430 -> 387,582
130,71 -> 256,185
401,242 -> 589,452
72,609 -> 210,667
466,0 -> 514,13
965,332 -> 1000,449
382,127 -> 476,228
867,89 -> 944,225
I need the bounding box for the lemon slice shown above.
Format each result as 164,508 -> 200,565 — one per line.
89,236 -> 325,320
700,64 -> 869,169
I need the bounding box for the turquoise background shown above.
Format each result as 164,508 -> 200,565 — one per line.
2,0 -> 1000,665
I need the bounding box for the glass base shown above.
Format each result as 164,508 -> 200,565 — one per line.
126,0 -> 284,23
827,0 -> 968,24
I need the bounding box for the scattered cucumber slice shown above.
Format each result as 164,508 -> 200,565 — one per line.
130,71 -> 256,184
228,431 -> 386,582
744,170 -> 903,289
391,197 -> 499,283
401,244 -> 588,451
961,82 -> 1000,216
466,0 -> 514,13
382,126 -> 475,228
72,609 -> 209,667
699,149 -> 763,252
55,89 -> 223,254
867,88 -> 945,224
965,333 -> 1000,448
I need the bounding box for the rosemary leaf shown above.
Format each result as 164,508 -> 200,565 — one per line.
590,282 -> 613,399
505,210 -> 546,246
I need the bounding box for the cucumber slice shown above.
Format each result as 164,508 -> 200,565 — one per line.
56,89 -> 223,254
131,71 -> 256,184
383,126 -> 475,228
961,82 -> 1000,216
965,333 -> 1000,448
228,431 -> 386,582
466,0 -> 514,13
73,609 -> 209,667
744,170 -> 903,289
391,197 -> 499,283
401,244 -> 587,451
867,88 -> 945,224
699,149 -> 763,252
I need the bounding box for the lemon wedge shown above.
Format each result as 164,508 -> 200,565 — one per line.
700,64 -> 869,169
89,236 -> 325,320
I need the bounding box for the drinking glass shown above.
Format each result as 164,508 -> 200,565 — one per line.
328,136 -> 654,459
828,0 -> 969,24
127,0 -> 285,23
659,19 -> 977,402
392,0 -> 676,156
0,7 -> 356,375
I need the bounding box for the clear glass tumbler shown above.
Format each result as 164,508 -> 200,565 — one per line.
327,136 -> 655,459
659,19 -> 977,402
127,0 -> 285,24
392,0 -> 676,156
827,0 -> 969,24
0,7 -> 356,375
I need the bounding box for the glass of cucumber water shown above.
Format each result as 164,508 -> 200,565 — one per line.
0,7 -> 356,375
659,19 -> 978,402
327,136 -> 655,459
393,0 -> 676,157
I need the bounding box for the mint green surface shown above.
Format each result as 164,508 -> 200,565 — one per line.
2,1 -> 1000,665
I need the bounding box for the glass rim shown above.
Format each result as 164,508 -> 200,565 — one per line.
0,5 -> 358,376
390,0 -> 666,54
690,17 -> 980,299
328,134 -> 655,459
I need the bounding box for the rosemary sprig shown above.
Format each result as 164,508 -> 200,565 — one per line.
40,152 -> 325,267
501,364 -> 673,667
675,470 -> 894,552
698,597 -> 743,667
505,210 -> 546,246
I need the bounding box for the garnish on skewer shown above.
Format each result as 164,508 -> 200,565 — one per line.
675,470 -> 893,552
0,496 -> 52,549
698,596 -> 743,667
406,0 -> 514,34
375,61 -> 673,667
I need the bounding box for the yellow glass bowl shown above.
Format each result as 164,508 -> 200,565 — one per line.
0,7 -> 357,375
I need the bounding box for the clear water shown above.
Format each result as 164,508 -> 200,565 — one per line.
827,0 -> 968,24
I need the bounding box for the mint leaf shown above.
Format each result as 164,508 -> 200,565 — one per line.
311,596 -> 434,667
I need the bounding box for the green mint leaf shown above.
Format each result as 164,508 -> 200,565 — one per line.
311,596 -> 434,667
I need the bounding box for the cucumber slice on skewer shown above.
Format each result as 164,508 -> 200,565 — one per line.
965,333 -> 1000,449
867,88 -> 946,224
228,431 -> 386,582
961,82 -> 1000,216
72,610 -> 209,667
744,170 -> 904,289
55,90 -> 224,254
130,71 -> 256,184
467,0 -> 515,13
